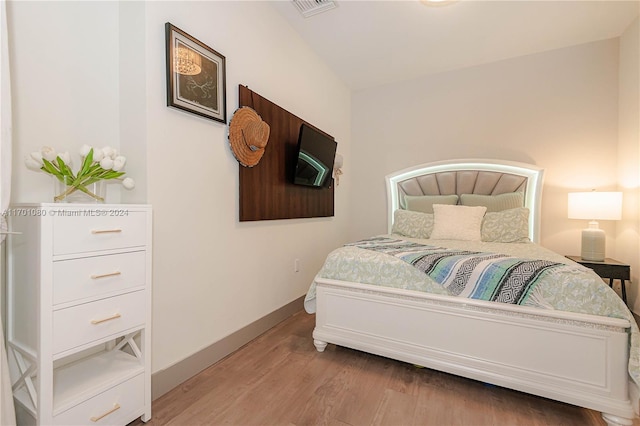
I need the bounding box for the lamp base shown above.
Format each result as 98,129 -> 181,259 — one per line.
580,223 -> 605,262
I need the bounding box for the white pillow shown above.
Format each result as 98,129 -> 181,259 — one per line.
430,204 -> 487,241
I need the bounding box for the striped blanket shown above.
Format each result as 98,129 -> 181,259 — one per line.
348,237 -> 562,305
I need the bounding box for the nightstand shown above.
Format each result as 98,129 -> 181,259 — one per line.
566,255 -> 630,304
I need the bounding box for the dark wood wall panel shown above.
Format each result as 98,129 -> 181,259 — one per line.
238,85 -> 334,221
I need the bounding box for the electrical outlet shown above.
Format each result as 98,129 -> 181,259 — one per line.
294,258 -> 300,272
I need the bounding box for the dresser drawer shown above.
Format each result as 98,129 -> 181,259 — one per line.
53,211 -> 147,255
53,291 -> 145,355
53,251 -> 146,306
53,373 -> 144,425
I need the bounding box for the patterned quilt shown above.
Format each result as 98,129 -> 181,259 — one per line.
304,234 -> 640,387
348,237 -> 562,305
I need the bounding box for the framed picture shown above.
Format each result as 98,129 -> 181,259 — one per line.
165,23 -> 227,123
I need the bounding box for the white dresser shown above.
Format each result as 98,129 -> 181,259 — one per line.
6,203 -> 152,425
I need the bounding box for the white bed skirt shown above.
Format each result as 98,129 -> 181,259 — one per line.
312,278 -> 639,426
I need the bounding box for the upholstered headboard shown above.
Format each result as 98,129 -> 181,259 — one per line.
385,159 -> 544,243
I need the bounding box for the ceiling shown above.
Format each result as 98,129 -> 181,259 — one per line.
270,0 -> 640,91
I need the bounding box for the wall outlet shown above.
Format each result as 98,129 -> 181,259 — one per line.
294,258 -> 300,272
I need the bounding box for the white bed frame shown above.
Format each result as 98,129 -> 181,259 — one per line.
312,159 -> 638,425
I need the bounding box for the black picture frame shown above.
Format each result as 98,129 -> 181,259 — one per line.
165,23 -> 227,123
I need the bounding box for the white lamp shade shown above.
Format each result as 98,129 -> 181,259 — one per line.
568,191 -> 622,262
568,192 -> 622,221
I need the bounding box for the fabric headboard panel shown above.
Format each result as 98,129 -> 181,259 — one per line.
397,170 -> 528,209
386,159 -> 544,243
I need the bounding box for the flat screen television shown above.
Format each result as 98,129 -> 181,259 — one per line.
293,123 -> 338,188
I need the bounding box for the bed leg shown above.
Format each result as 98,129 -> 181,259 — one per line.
313,340 -> 327,352
602,413 -> 633,426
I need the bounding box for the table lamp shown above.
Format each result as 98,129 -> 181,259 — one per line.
568,191 -> 622,262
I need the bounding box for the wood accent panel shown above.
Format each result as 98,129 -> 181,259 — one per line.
238,85 -> 334,221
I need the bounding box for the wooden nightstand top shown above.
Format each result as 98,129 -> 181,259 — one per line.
565,255 -> 630,280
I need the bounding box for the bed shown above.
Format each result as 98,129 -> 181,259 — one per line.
304,159 -> 639,426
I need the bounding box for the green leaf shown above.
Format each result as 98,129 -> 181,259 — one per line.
72,164 -> 101,185
56,156 -> 76,180
86,164 -> 102,175
41,159 -> 63,179
79,148 -> 94,177
102,171 -> 125,180
82,178 -> 100,185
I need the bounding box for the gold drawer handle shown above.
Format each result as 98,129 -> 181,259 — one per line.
91,313 -> 121,325
90,403 -> 121,422
91,229 -> 122,234
91,271 -> 121,280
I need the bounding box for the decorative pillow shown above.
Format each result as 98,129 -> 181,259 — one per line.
481,207 -> 531,243
392,209 -> 434,239
404,194 -> 458,214
430,204 -> 487,241
459,192 -> 524,212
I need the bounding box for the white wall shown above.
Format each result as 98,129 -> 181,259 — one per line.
9,1 -> 124,203
144,1 -> 350,372
350,39 -> 621,259
119,0 -> 148,204
616,18 -> 640,311
8,1 -> 351,374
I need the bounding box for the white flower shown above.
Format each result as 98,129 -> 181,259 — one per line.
122,177 -> 135,190
25,145 -> 136,197
102,146 -> 116,160
79,144 -> 92,157
100,157 -> 114,170
41,146 -> 57,162
58,152 -> 71,166
112,156 -> 126,171
92,149 -> 104,162
25,155 -> 43,171
30,151 -> 43,162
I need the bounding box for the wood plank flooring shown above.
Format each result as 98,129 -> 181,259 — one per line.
130,310 -> 638,426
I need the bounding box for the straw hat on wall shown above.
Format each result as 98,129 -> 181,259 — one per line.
228,107 -> 270,167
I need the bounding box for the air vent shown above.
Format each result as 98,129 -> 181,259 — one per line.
293,0 -> 337,18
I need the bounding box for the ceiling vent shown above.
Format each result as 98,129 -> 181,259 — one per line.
293,0 -> 337,18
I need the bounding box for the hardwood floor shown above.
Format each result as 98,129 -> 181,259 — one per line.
131,310 -> 638,426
